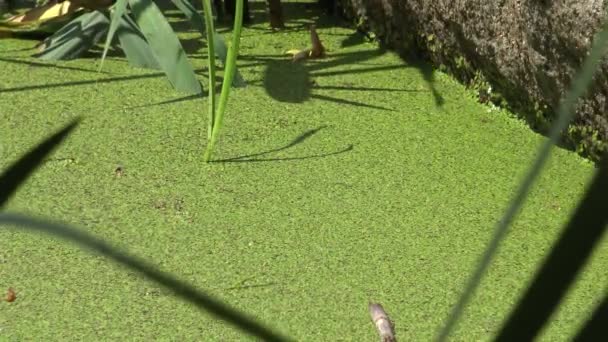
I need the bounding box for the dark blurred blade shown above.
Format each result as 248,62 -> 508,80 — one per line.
0,118 -> 80,208
495,155 -> 608,341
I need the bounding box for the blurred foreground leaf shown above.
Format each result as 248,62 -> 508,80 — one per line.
437,13 -> 608,341
0,119 -> 80,209
0,213 -> 289,341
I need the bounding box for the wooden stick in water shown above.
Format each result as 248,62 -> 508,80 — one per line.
369,302 -> 396,342
309,24 -> 325,58
288,23 -> 326,62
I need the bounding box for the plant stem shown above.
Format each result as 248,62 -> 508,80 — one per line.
203,0 -> 243,162
201,0 -> 216,141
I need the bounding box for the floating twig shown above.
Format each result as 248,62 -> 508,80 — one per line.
369,302 -> 396,342
309,24 -> 325,58
285,24 -> 326,62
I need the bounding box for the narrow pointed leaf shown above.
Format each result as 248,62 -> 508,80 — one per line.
116,13 -> 161,69
437,17 -> 608,341
201,0 -> 217,140
573,294 -> 608,341
99,0 -> 128,71
0,118 -> 80,208
171,0 -> 205,33
0,213 -> 289,342
34,10 -> 109,60
495,155 -> 608,341
203,0 -> 243,161
128,0 -> 202,94
170,0 -> 246,87
213,31 -> 246,87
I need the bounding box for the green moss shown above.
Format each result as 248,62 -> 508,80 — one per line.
0,1 -> 606,340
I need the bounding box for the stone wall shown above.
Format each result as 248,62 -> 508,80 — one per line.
338,0 -> 608,160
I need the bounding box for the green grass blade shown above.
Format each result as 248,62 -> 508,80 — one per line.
170,0 -> 246,88
436,18 -> 608,341
201,0 -> 216,141
203,0 -> 243,162
0,213 -> 290,342
128,0 -> 202,94
98,0 -> 128,72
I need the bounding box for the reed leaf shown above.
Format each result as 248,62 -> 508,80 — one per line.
170,0 -> 246,88
34,10 -> 109,60
98,0 -> 127,71
201,0 -> 216,140
202,0 -> 243,162
495,154 -> 608,340
436,16 -> 608,341
115,13 -> 161,70
0,213 -> 289,342
0,119 -> 80,209
128,0 -> 201,94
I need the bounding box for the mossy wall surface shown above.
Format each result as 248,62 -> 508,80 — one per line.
338,0 -> 608,160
